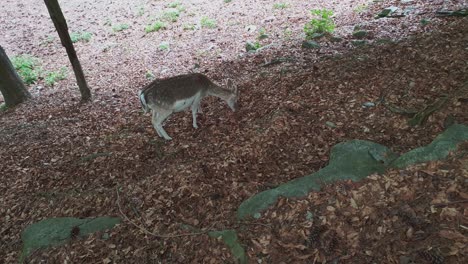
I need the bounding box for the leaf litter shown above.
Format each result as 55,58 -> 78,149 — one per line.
0,0 -> 467,262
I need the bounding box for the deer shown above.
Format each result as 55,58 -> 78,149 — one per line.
138,73 -> 238,140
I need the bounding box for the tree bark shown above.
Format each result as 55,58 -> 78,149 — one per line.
0,46 -> 31,108
44,0 -> 91,101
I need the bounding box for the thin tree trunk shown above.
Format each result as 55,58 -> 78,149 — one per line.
0,46 -> 31,108
44,0 -> 91,101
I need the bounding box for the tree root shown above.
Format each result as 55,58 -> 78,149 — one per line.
382,81 -> 468,126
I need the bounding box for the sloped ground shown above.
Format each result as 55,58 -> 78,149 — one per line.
0,0 -> 467,262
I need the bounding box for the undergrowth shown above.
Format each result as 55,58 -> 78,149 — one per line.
11,55 -> 40,84
70,31 -> 92,43
304,9 -> 335,39
145,21 -> 166,33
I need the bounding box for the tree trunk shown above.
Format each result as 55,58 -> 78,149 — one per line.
44,0 -> 91,102
0,46 -> 31,108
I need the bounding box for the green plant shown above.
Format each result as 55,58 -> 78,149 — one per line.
137,6 -> 145,17
420,18 -> 430,26
41,35 -> 55,45
168,1 -> 180,8
162,9 -> 180,22
45,67 -> 67,86
11,55 -> 41,84
168,1 -> 185,11
283,28 -> 292,40
245,41 -> 262,52
224,0 -> 232,3
258,28 -> 268,40
201,16 -> 216,28
183,23 -> 196,30
70,31 -> 92,43
103,18 -> 112,26
158,41 -> 170,51
112,23 -> 129,32
145,21 -> 166,33
145,70 -> 155,80
304,9 -> 335,39
354,4 -> 368,13
273,3 -> 288,9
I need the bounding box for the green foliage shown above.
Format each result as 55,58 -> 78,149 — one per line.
103,18 -> 112,26
273,3 -> 288,9
70,31 -> 92,43
354,4 -> 368,13
136,6 -> 145,17
304,9 -> 335,39
168,1 -> 185,11
41,35 -> 55,46
162,9 -> 180,22
201,16 -> 217,28
11,55 -> 67,86
258,28 -> 268,40
45,68 -> 67,86
283,28 -> 292,40
11,55 -> 40,84
245,41 -> 261,52
158,41 -> 170,51
183,23 -> 196,30
420,18 -> 430,26
112,23 -> 129,32
145,70 -> 155,80
224,0 -> 232,3
168,1 -> 180,8
145,21 -> 166,33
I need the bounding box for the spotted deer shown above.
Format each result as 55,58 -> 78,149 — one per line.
139,73 -> 238,140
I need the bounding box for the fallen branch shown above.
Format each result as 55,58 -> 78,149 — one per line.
433,199 -> 468,207
383,81 -> 468,126
262,57 -> 296,67
408,96 -> 449,126
381,101 -> 418,117
116,187 -> 214,238
436,8 -> 468,17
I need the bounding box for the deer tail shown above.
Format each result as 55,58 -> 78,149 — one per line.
138,90 -> 149,113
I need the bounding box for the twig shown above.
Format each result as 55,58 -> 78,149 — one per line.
433,199 -> 468,207
116,187 -> 214,238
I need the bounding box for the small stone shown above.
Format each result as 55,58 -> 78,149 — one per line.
362,102 -> 375,108
376,6 -> 398,18
352,30 -> 368,39
245,25 -> 256,32
302,40 -> 320,49
325,121 -> 337,128
330,36 -> 343,42
352,40 -> 367,46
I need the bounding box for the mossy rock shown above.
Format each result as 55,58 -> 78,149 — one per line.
21,217 -> 120,262
391,124 -> 468,168
209,230 -> 247,264
237,125 -> 468,220
237,140 -> 395,219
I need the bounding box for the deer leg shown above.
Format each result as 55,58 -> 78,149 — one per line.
151,111 -> 162,137
191,99 -> 202,129
152,109 -> 173,140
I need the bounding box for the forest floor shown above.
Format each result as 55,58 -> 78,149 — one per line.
1,0 -> 467,263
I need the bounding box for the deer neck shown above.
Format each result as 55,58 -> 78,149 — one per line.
207,85 -> 232,101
